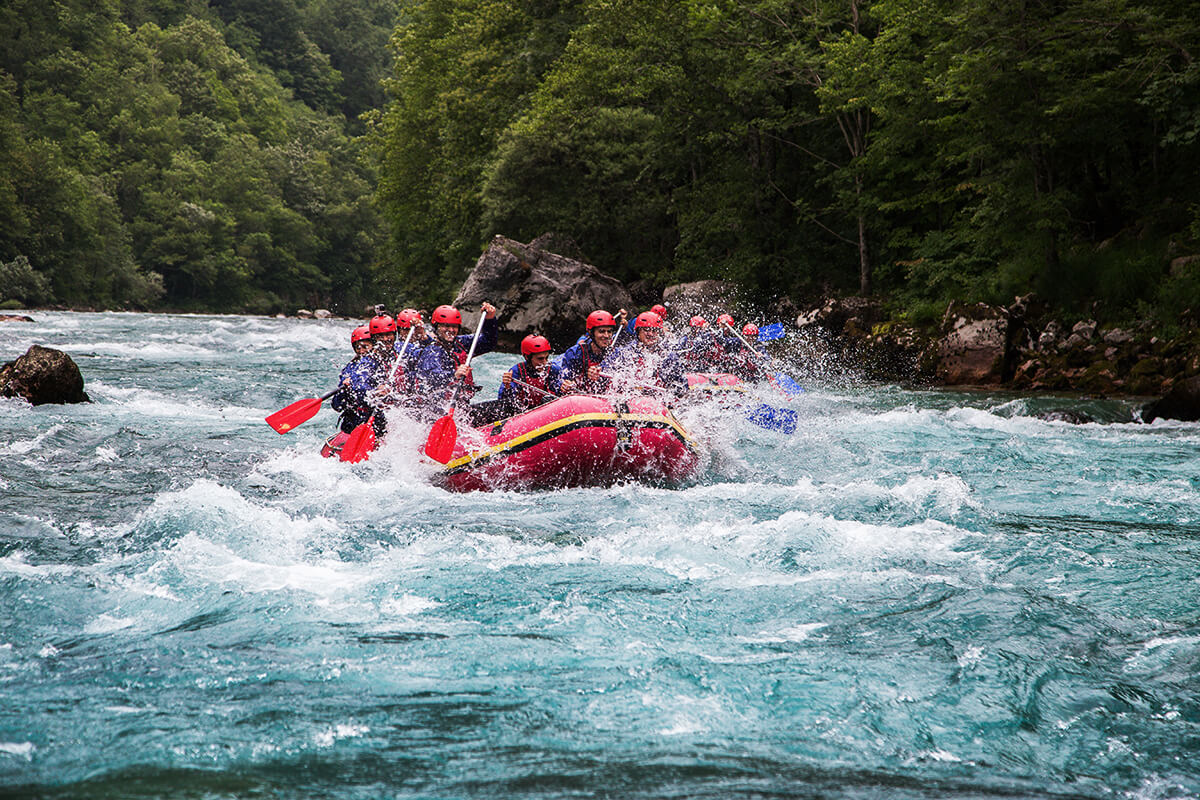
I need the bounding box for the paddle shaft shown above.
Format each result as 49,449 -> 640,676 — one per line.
723,322 -> 767,361
378,326 -> 416,399
509,376 -> 556,398
443,310 -> 488,407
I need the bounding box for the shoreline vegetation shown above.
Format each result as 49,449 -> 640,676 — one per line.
3,0 -> 1199,398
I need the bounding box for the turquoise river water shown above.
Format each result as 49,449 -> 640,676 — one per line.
1,311 -> 1198,799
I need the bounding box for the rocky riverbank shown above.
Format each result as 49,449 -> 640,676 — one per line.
789,294 -> 1200,400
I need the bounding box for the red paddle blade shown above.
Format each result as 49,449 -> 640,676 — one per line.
339,420 -> 377,463
423,413 -> 458,463
265,396 -> 322,434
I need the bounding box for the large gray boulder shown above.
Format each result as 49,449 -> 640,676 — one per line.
0,345 -> 90,405
454,235 -> 633,351
934,301 -> 1010,385
1141,375 -> 1200,423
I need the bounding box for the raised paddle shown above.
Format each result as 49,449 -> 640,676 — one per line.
265,386 -> 341,433
380,326 -> 416,400
339,327 -> 420,464
424,310 -> 489,463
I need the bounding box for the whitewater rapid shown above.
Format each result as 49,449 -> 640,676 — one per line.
2,312 -> 1198,799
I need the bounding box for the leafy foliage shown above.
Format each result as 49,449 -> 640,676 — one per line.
0,0 -> 396,312
379,0 -> 1200,326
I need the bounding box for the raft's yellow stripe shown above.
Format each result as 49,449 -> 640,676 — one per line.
444,411 -> 698,470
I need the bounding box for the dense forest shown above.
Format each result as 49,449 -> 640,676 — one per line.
3,0 -> 1199,329
0,0 -> 396,313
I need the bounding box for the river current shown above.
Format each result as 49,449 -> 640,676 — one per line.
1,311 -> 1198,799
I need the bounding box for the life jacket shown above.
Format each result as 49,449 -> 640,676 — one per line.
452,341 -> 474,388
576,341 -> 609,391
513,361 -> 550,407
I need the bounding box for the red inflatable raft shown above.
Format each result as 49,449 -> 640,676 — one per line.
434,394 -> 701,492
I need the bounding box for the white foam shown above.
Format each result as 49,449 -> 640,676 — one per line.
0,552 -> 77,579
89,383 -> 269,420
737,623 -> 827,644
83,614 -> 136,635
380,593 -> 441,616
313,724 -> 369,748
0,424 -> 64,455
0,742 -> 35,760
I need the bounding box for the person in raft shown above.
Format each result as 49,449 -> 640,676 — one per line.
554,309 -> 625,394
378,308 -> 426,400
414,302 -> 499,418
397,307 -> 433,378
722,322 -> 763,382
605,310 -> 686,395
330,324 -> 380,434
496,335 -> 562,414
621,303 -> 671,343
677,315 -> 722,372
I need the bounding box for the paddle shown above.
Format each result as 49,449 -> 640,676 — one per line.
757,322 -> 786,342
265,386 -> 341,433
723,322 -> 804,397
338,327 -> 420,464
338,411 -> 376,463
745,403 -> 798,435
424,311 -> 488,463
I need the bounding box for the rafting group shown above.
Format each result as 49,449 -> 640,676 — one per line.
267,300 -> 798,490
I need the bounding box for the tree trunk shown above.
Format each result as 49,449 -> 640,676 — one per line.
856,175 -> 871,295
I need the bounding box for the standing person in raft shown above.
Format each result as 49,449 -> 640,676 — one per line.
330,325 -> 380,436
554,309 -> 625,394
414,302 -> 499,419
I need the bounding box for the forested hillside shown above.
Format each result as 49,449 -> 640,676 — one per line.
3,0 -> 1198,327
0,0 -> 397,313
379,0 -> 1200,329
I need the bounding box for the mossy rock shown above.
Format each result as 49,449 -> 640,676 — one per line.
1130,357 -> 1165,378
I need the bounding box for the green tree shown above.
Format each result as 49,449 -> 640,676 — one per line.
377,0 -> 583,305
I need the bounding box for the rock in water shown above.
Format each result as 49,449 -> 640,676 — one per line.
455,235 -> 633,351
0,345 -> 90,405
1141,375 -> 1200,423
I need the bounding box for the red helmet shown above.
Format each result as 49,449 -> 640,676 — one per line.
635,311 -> 663,329
717,313 -> 735,328
521,335 -> 552,357
689,316 -> 708,328
650,304 -> 667,317
586,310 -> 617,331
742,323 -> 759,338
350,325 -> 371,344
369,315 -> 397,335
395,309 -> 420,329
431,305 -> 461,326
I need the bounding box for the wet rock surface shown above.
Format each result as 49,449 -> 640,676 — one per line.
0,345 -> 90,405
455,235 -> 633,351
